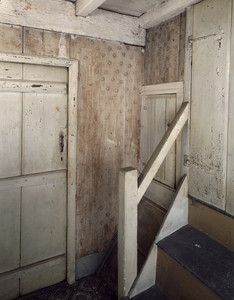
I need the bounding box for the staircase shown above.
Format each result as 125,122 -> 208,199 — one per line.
117,100 -> 234,300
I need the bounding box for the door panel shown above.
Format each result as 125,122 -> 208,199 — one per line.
22,93 -> 67,175
23,64 -> 68,82
0,61 -> 69,297
21,172 -> 66,266
20,257 -> 66,296
0,188 -> 20,273
0,93 -> 22,178
0,62 -> 22,80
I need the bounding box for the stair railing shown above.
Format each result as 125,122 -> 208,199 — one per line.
118,101 -> 189,299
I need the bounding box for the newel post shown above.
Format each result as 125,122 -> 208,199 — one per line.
118,167 -> 138,299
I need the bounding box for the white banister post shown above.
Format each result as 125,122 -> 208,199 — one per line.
118,167 -> 138,300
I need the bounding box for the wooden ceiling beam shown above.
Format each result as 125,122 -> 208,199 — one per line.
140,0 -> 202,29
76,0 -> 107,16
0,0 -> 145,46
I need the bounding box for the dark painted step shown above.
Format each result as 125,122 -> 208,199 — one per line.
157,225 -> 234,300
128,285 -> 169,300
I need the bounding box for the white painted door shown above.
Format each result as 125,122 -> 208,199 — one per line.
140,92 -> 183,209
0,62 -> 68,299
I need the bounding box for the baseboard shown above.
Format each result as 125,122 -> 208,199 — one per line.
76,251 -> 107,279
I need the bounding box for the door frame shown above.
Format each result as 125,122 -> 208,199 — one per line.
0,53 -> 78,284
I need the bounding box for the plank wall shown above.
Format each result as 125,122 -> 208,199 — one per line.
0,24 -> 144,259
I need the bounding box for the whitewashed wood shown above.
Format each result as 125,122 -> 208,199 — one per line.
0,188 -> 20,273
101,0 -> 161,17
0,62 -> 22,80
0,92 -> 22,179
141,82 -> 183,96
0,53 -> 74,67
227,1 -> 234,215
23,64 -> 68,82
151,97 -> 166,181
190,0 -> 231,210
0,0 -> 145,46
164,97 -> 176,188
140,0 -> 202,29
0,53 -> 78,288
118,168 -> 138,299
0,273 -> 19,300
22,93 -> 67,174
0,170 -> 66,191
129,244 -> 158,298
76,0 -> 107,16
138,102 -> 189,203
0,80 -> 67,94
130,176 -> 188,298
67,60 -> 78,284
145,181 -> 176,210
20,256 -> 66,295
21,177 -> 66,265
140,96 -> 151,172
155,176 -> 188,243
175,93 -> 185,187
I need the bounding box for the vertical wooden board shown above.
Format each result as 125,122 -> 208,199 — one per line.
193,0 -> 232,39
23,28 -> 70,58
22,93 -> 67,175
144,14 -> 182,85
164,96 -> 176,188
151,97 -> 166,181
21,176 -> 66,266
140,96 -> 151,172
0,93 -> 22,178
0,62 -> 22,80
20,257 -> 66,295
226,2 -> 234,215
189,1 -> 231,209
0,188 -> 20,273
23,64 -> 68,82
0,273 -> 19,300
0,24 -> 22,53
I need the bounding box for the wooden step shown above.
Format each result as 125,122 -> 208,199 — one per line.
128,285 -> 169,300
156,225 -> 234,300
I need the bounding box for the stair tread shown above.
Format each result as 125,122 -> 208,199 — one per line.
157,225 -> 234,300
130,285 -> 169,300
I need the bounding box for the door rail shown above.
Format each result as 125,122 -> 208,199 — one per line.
118,101 -> 189,299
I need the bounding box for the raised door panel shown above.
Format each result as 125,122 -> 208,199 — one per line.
21,172 -> 66,266
23,64 -> 68,82
22,93 -> 67,174
0,93 -> 22,178
0,188 -> 20,273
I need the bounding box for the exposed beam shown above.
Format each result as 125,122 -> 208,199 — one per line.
0,0 -> 145,46
76,0 -> 107,16
140,0 -> 202,29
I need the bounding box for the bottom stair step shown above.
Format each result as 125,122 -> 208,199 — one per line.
157,225 -> 234,300
130,285 -> 169,300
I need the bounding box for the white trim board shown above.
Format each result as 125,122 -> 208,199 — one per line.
0,0 -> 145,46
0,52 -> 78,284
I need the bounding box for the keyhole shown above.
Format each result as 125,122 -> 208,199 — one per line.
60,134 -> 64,153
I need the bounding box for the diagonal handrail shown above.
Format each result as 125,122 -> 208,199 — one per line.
118,101 -> 189,300
137,101 -> 189,203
